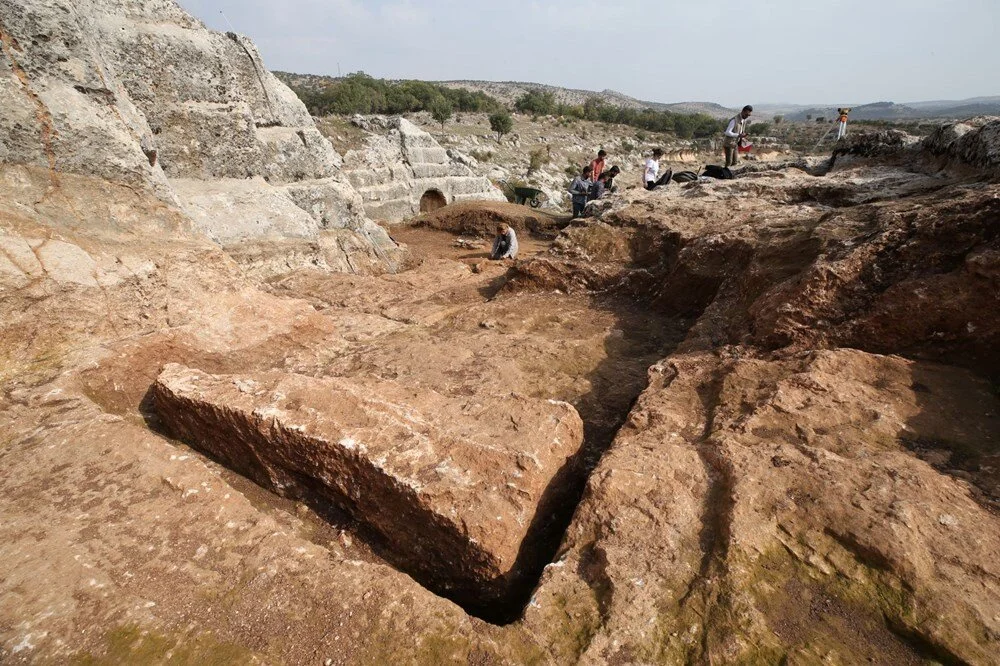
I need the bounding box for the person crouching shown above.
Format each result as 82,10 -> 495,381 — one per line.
569,165 -> 594,218
490,223 -> 518,260
643,148 -> 672,190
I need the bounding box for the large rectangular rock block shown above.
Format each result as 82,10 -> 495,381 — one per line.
152,363 -> 584,611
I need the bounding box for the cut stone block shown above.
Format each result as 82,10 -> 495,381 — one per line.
152,363 -> 583,611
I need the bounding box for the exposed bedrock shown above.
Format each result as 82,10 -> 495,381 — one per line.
509,140 -> 1000,375
528,347 -> 1000,664
152,363 -> 584,618
0,0 -> 405,274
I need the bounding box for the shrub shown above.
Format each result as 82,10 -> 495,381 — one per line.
294,71 -> 502,116
489,111 -> 514,142
469,149 -> 493,162
430,100 -> 453,128
515,90 -> 557,116
527,147 -> 550,176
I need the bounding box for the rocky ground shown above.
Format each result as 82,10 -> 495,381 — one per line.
318,111 -> 792,214
3,117 -> 999,664
2,2 -> 999,664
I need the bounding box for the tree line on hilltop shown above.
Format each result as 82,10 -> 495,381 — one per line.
293,72 -> 724,139
513,90 -> 723,139
296,72 -> 501,117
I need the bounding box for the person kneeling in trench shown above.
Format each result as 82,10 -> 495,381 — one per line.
490,223 -> 519,260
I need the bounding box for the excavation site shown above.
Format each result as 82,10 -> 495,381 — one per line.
1,2 -> 998,664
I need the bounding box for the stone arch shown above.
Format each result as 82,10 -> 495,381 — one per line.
419,189 -> 448,213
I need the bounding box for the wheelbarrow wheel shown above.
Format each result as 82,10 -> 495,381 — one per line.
529,197 -> 541,208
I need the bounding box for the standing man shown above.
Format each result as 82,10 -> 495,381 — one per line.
589,149 -> 607,181
723,105 -> 753,167
569,165 -> 594,218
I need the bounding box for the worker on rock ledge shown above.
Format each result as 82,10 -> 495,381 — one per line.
490,223 -> 519,260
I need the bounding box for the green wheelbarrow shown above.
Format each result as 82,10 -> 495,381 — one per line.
500,180 -> 547,208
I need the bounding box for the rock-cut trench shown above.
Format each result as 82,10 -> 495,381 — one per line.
79,225 -> 693,625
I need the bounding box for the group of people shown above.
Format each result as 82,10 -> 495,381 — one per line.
492,102 -> 852,259
565,104 -> 758,219
568,150 -> 622,217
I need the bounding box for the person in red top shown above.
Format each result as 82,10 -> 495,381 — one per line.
589,150 -> 607,180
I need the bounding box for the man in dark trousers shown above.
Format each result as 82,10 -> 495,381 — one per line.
723,105 -> 753,167
569,165 -> 594,218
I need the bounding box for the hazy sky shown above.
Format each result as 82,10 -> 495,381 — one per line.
178,0 -> 998,106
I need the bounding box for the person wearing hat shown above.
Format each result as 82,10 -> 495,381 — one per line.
643,148 -> 673,190
723,105 -> 753,167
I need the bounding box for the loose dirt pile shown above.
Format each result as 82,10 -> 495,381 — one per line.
412,200 -> 569,238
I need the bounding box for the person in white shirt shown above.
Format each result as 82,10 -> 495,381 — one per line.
643,148 -> 673,190
723,105 -> 753,167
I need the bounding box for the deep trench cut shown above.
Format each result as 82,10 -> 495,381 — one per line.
152,363 -> 587,620
139,226 -> 696,623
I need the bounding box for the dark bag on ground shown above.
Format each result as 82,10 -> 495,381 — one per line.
702,165 -> 734,180
672,170 -> 699,183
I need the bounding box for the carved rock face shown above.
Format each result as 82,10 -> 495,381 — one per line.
153,362 -> 584,615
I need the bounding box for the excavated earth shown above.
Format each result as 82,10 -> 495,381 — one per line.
1,2 -> 999,659
3,121 -> 1000,664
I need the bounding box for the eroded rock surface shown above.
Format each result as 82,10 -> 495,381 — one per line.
153,363 -> 584,614
528,348 -> 1000,664
0,0 -> 404,274
1,15 -> 999,659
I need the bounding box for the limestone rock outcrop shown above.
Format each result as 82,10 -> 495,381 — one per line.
343,115 -> 505,222
527,348 -> 1000,664
0,0 -> 403,272
922,116 -> 1000,173
3,3 -> 1000,659
153,363 -> 584,614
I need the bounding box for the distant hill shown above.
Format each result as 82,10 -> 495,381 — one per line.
907,95 -> 1000,112
652,101 -> 736,119
788,102 -> 917,122
436,80 -> 649,111
276,72 -> 998,122
437,80 -> 737,118
785,97 -> 1000,122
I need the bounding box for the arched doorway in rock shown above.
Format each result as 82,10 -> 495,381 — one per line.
419,189 -> 448,213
